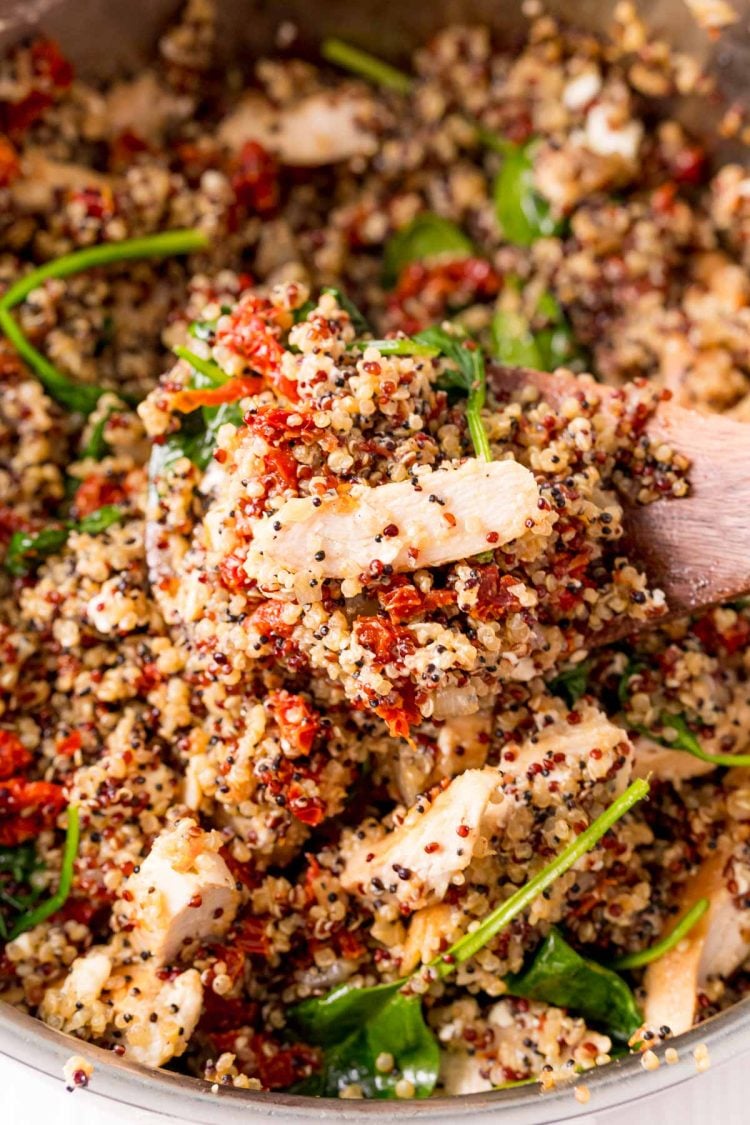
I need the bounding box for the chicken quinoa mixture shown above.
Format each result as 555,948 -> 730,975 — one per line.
2,0 -> 750,1101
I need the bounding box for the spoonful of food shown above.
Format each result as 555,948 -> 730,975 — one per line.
488,363 -> 750,642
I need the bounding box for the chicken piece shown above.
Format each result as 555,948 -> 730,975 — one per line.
108,964 -> 203,1068
39,946 -> 203,1069
399,903 -> 463,975
632,734 -> 714,782
244,459 -> 541,585
115,818 -> 239,965
39,947 -> 114,1035
10,148 -> 111,213
217,90 -> 377,165
342,710 -> 632,909
435,713 -> 492,776
643,846 -> 750,1036
342,768 -> 503,910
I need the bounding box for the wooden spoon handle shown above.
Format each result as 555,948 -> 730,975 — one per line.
488,364 -> 750,626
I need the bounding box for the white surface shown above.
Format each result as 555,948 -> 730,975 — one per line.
2,1049 -> 750,1125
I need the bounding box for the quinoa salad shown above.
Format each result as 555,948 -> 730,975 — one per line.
2,0 -> 750,1102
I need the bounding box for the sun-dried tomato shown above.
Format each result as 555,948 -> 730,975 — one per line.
388,257 -> 501,333
378,578 -> 456,623
0,731 -> 31,781
170,374 -> 263,414
0,778 -> 66,845
55,730 -> 82,758
232,914 -> 271,957
216,295 -> 297,400
266,689 -> 320,756
1,40 -> 73,136
288,788 -> 326,826
471,566 -> 523,622
249,599 -> 295,640
199,992 -> 259,1034
0,136 -> 20,188
230,140 -> 279,216
375,682 -> 422,740
72,474 -> 127,519
356,616 -> 416,666
693,610 -> 750,656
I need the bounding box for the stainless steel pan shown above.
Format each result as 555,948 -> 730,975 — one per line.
1,1 -> 749,1118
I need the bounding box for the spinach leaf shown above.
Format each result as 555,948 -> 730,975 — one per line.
384,213 -> 474,286
80,407 -> 117,460
297,990 -> 439,1098
290,780 -> 649,1096
416,325 -> 491,461
0,229 -> 209,414
4,504 -> 123,576
8,805 -> 80,940
639,711 -> 750,769
505,927 -> 642,1042
609,898 -> 709,971
322,287 -> 372,336
491,289 -> 578,372
491,307 -> 543,368
493,141 -> 563,248
548,661 -> 591,707
322,38 -> 413,95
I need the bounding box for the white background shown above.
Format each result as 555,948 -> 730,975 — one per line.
2,1046 -> 750,1125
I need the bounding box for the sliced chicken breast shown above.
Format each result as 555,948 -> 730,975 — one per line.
643,845 -> 750,1036
245,458 -> 541,585
217,90 -> 377,165
115,818 -> 239,965
342,710 -> 632,910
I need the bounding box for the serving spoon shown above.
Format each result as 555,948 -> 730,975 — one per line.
488,364 -> 750,641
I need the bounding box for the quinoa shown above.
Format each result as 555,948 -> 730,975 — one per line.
1,0 -> 750,1099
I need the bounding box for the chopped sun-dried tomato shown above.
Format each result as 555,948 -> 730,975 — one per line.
232,914 -> 272,957
72,474 -> 127,519
266,689 -> 320,756
0,778 -> 66,845
378,578 -> 456,624
1,39 -> 73,136
376,693 -> 422,740
216,295 -> 297,400
0,136 -> 20,188
230,140 -> 279,216
388,257 -> 501,333
170,375 -> 264,414
355,616 -> 417,665
471,566 -> 523,622
693,610 -> 750,656
0,730 -> 32,781
55,730 -> 82,758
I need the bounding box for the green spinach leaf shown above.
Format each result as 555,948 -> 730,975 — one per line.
493,141 -> 564,248
4,504 -> 123,576
548,661 -> 591,707
384,214 -> 474,286
505,927 -> 642,1042
416,325 -> 491,461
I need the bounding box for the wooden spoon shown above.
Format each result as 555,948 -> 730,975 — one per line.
488,364 -> 750,640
